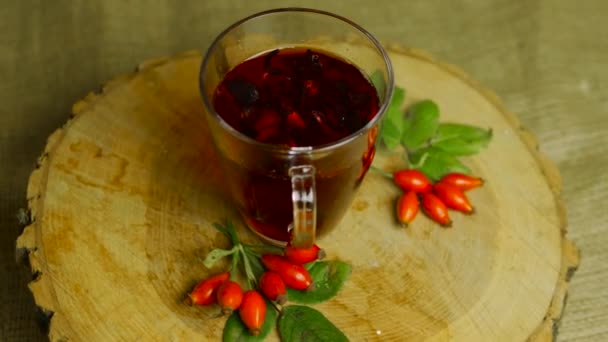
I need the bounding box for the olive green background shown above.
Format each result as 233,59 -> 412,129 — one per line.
1,1 -> 606,341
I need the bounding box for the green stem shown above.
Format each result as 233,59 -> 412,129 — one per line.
238,245 -> 256,290
243,244 -> 283,254
370,165 -> 393,179
225,220 -> 240,245
229,250 -> 240,281
268,299 -> 282,313
403,152 -> 412,167
408,151 -> 429,169
243,248 -> 261,258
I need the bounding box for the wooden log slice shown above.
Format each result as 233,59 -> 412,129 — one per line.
16,45 -> 578,341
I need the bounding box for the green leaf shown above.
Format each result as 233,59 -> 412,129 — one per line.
435,123 -> 492,142
213,220 -> 240,245
223,300 -> 277,342
380,120 -> 402,150
379,86 -> 406,150
401,100 -> 440,149
430,123 -> 492,156
388,86 -> 406,116
278,305 -> 349,342
243,248 -> 265,280
432,138 -> 486,156
410,147 -> 471,181
212,222 -> 232,241
369,70 -> 385,97
286,261 -> 352,304
203,246 -> 237,268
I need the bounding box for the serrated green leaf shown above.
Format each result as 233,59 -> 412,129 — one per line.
379,86 -> 406,150
388,86 -> 406,114
401,100 -> 440,149
380,120 -> 402,149
203,247 -> 236,268
384,88 -> 406,127
430,123 -> 492,156
278,305 -> 349,342
432,138 -> 484,156
369,70 -> 385,97
223,299 -> 277,342
286,261 -> 352,304
434,123 -> 492,142
410,147 -> 471,181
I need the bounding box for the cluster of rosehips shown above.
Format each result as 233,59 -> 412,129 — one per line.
185,243 -> 324,335
394,171 -> 483,227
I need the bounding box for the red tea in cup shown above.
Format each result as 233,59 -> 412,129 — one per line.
213,48 -> 379,147
212,48 -> 379,242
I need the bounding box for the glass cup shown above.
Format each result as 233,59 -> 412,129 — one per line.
199,8 -> 394,248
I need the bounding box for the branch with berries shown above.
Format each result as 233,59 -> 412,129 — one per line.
185,221 -> 350,341
373,85 -> 492,227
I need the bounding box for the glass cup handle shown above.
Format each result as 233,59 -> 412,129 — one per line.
289,165 -> 316,248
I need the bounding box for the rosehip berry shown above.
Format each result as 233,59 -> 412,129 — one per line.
216,280 -> 243,314
284,242 -> 325,265
261,254 -> 312,291
434,182 -> 474,214
184,272 -> 230,306
259,271 -> 287,304
239,290 -> 267,336
393,169 -> 432,193
421,192 -> 452,227
396,190 -> 419,226
439,173 -> 484,191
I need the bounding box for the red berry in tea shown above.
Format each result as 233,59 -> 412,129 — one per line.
213,48 -> 379,147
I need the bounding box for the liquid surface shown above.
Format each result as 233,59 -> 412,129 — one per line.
213,48 -> 379,147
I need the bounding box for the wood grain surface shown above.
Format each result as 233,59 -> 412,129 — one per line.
1,1 -> 606,341
14,44 -> 577,341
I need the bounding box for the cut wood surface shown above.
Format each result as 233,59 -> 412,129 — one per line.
16,45 -> 578,341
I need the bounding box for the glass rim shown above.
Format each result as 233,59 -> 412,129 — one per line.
199,7 -> 395,155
